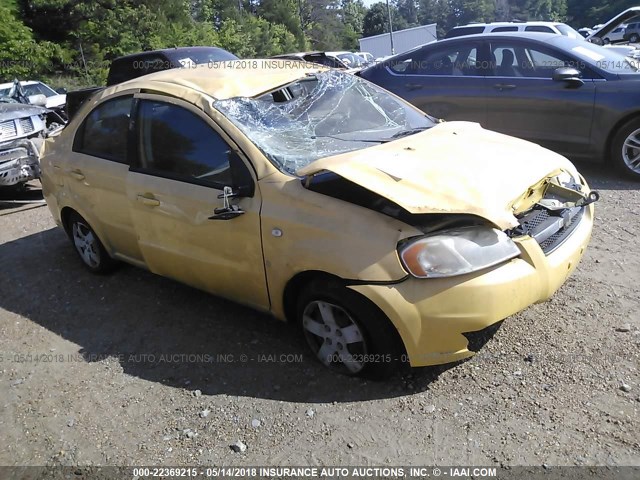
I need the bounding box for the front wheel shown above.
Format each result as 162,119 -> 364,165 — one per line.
67,211 -> 116,273
611,117 -> 640,179
297,279 -> 405,379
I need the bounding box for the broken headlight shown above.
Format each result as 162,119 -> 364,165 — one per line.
398,226 -> 520,278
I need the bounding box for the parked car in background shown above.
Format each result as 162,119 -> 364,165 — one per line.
578,28 -> 594,38
326,51 -> 366,68
66,46 -> 238,120
587,7 -> 640,44
0,97 -> 48,190
624,22 -> 640,43
0,80 -> 66,110
359,32 -> 640,178
357,51 -> 375,65
40,61 -> 596,377
602,25 -> 627,44
445,21 -> 583,39
272,51 -> 365,69
0,80 -> 68,126
271,51 -> 350,68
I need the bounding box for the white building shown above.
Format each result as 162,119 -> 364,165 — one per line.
358,24 -> 438,59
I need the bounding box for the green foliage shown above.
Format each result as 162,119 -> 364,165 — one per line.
566,0 -> 638,28
1,0 -> 634,85
363,2 -> 409,37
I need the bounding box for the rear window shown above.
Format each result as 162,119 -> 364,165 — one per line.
445,26 -> 485,38
525,26 -> 554,33
74,96 -> 133,163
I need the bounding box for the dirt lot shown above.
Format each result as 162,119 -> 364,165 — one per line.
0,164 -> 638,468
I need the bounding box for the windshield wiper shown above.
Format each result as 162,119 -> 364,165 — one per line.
387,126 -> 431,140
310,135 -> 384,143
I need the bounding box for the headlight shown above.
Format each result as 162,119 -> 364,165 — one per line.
398,226 -> 520,278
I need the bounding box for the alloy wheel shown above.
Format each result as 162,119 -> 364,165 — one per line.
622,127 -> 640,174
302,300 -> 367,374
72,221 -> 101,268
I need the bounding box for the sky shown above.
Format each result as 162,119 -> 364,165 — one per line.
362,0 -> 380,6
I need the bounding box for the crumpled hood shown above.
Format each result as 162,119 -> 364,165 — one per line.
0,102 -> 48,122
297,122 -> 581,230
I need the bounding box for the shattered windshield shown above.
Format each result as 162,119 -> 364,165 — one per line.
215,70 -> 435,174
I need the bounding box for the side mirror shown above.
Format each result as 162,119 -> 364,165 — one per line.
56,87 -> 68,94
27,94 -> 47,107
209,153 -> 254,221
229,151 -> 255,198
552,67 -> 584,87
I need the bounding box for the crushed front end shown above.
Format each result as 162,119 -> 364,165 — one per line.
347,172 -> 597,367
0,103 -> 46,188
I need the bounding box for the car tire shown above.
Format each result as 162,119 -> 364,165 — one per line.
630,33 -> 640,43
612,117 -> 640,179
603,37 -> 610,44
297,278 -> 406,379
66,211 -> 116,274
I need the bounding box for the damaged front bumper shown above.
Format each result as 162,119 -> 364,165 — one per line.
0,139 -> 41,187
347,201 -> 594,368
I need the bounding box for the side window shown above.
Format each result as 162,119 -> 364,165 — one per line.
491,26 -> 518,32
74,96 -> 132,163
390,44 -> 480,76
491,43 -> 589,78
525,26 -> 555,33
136,100 -> 233,188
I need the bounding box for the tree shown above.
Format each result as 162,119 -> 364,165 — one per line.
362,1 -> 409,37
566,0 -> 637,28
1,0 -> 61,79
417,0 -> 453,37
395,0 -> 418,26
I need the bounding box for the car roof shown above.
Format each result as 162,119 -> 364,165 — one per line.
434,31 -> 572,43
393,32 -> 582,58
451,21 -> 565,29
112,46 -> 233,62
103,59 -> 327,101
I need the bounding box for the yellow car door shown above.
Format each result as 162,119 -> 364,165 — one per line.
125,94 -> 269,310
62,94 -> 144,263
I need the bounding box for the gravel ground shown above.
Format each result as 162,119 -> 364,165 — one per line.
0,163 -> 638,468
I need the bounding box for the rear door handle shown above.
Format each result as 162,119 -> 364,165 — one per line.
406,83 -> 424,91
493,83 -> 517,91
69,169 -> 85,181
136,194 -> 160,207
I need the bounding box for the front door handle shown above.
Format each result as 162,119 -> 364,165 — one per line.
136,194 -> 160,207
69,169 -> 85,181
406,83 -> 424,91
493,83 -> 517,91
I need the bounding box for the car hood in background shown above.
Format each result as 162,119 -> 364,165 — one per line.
297,122 -> 580,230
45,94 -> 66,109
0,102 -> 48,122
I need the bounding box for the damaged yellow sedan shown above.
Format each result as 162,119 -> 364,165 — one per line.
41,61 -> 597,378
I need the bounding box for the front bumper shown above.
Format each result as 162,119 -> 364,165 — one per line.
349,203 -> 594,367
0,140 -> 41,187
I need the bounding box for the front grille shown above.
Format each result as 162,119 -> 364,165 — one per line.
510,203 -> 585,255
0,120 -> 17,138
19,117 -> 34,134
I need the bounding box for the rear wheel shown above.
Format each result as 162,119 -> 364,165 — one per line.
67,211 -> 116,273
603,37 -> 611,44
611,117 -> 640,179
297,279 -> 405,379
630,33 -> 639,43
